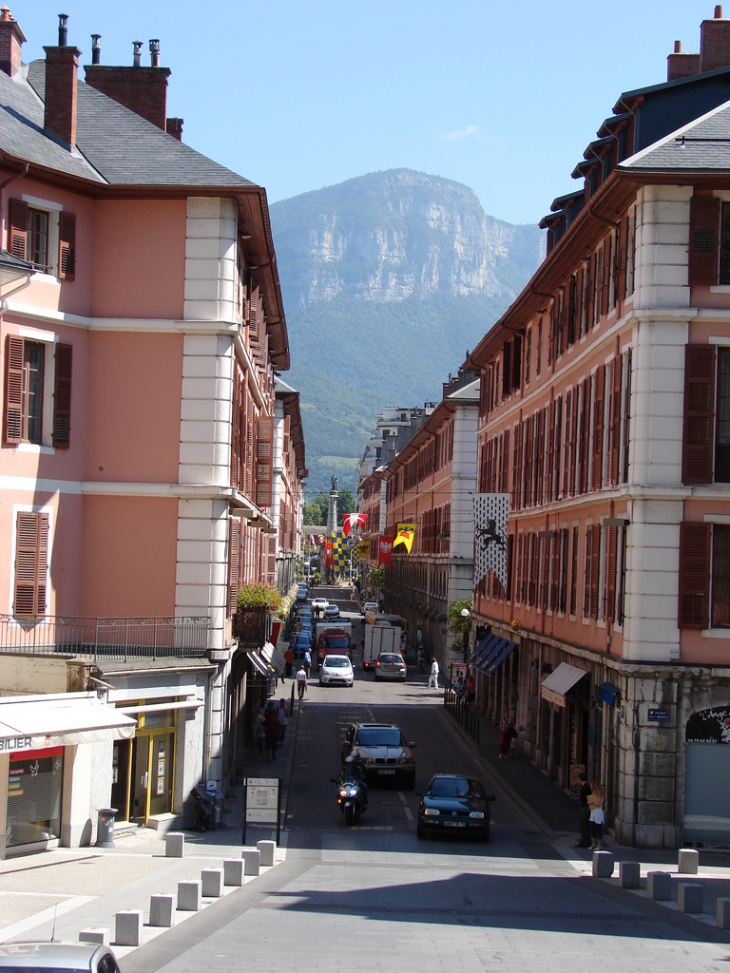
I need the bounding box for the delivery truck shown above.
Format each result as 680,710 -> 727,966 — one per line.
363,624 -> 401,670
315,621 -> 353,666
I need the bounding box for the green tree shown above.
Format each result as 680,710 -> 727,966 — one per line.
448,598 -> 473,660
303,493 -> 328,525
337,488 -> 355,516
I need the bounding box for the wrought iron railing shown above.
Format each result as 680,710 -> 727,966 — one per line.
444,689 -> 481,743
0,615 -> 209,661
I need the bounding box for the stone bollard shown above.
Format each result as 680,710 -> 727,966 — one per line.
224,859 -> 244,887
201,868 -> 224,898
592,851 -> 614,878
257,840 -> 276,867
717,897 -> 730,929
647,871 -> 672,901
115,911 -> 142,947
149,893 -> 174,927
79,929 -> 109,946
242,848 -> 260,876
678,883 -> 704,914
165,832 -> 185,858
678,849 -> 699,874
619,861 -> 641,889
177,879 -> 202,912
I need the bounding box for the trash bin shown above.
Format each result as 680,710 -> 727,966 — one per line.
96,807 -> 117,848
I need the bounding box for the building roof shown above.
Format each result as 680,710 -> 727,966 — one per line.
619,97 -> 730,172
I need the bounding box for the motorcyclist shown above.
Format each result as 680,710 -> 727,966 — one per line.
340,751 -> 368,809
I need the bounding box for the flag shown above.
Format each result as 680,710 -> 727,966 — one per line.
308,532 -> 315,548
377,535 -> 393,567
342,512 -> 367,537
317,534 -> 326,546
392,523 -> 416,554
331,530 -> 349,575
473,493 -> 509,589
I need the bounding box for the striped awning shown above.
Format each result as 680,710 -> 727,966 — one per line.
541,662 -> 588,707
468,633 -> 518,676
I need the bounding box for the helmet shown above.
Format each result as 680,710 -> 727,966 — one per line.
345,754 -> 356,766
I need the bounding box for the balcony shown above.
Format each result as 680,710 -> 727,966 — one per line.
0,615 -> 208,662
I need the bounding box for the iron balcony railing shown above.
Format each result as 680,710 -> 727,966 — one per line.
0,615 -> 209,662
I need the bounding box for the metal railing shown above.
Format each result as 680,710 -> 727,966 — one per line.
0,615 -> 209,662
444,689 -> 480,743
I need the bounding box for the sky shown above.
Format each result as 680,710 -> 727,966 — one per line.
11,0 -> 722,225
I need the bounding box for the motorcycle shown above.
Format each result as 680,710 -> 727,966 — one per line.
334,761 -> 368,825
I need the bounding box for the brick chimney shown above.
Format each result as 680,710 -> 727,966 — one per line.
700,5 -> 730,72
43,14 -> 81,148
667,40 -> 701,81
84,38 -> 171,131
166,116 -> 183,141
0,7 -> 25,77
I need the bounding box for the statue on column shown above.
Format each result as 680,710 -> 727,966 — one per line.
331,474 -> 338,491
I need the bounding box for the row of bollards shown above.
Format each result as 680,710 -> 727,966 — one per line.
79,834 -> 277,948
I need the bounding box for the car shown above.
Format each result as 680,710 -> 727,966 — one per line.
312,597 -> 328,610
319,654 -> 354,686
374,652 -> 407,681
290,631 -> 312,656
0,943 -> 122,973
416,774 -> 495,841
361,601 -> 379,616
323,604 -> 340,619
341,722 -> 416,789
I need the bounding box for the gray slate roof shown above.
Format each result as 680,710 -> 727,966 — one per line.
620,98 -> 730,172
0,60 -> 256,189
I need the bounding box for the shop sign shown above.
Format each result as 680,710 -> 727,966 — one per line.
648,709 -> 670,723
0,736 -> 32,753
686,706 -> 730,744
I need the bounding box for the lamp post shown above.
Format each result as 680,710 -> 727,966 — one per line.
460,607 -> 470,663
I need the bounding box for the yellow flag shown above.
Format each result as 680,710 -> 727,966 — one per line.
392,523 -> 417,554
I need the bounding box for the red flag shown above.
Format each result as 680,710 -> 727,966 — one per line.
377,535 -> 393,567
342,512 -> 367,537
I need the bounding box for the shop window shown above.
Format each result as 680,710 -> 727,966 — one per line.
7,747 -> 63,847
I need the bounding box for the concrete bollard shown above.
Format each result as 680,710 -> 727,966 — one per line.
201,868 -> 223,898
79,929 -> 109,946
716,897 -> 730,929
592,851 -> 614,878
115,911 -> 142,947
647,871 -> 672,901
678,882 -> 704,914
165,832 -> 185,858
177,879 -> 202,912
149,894 -> 174,927
224,859 -> 244,886
678,849 -> 699,874
242,848 -> 260,876
619,861 -> 641,889
257,840 -> 276,867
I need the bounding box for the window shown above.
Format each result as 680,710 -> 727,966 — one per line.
4,337 -> 72,448
712,524 -> 730,628
14,511 -> 49,616
678,521 -> 730,629
717,348 -> 730,482
8,198 -> 76,280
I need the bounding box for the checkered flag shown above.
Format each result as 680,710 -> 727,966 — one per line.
473,493 -> 509,589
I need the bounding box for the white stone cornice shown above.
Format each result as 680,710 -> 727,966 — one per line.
2,300 -> 244,336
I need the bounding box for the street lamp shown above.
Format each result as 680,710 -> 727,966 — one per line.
460,607 -> 470,662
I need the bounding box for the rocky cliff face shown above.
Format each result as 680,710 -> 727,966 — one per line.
271,169 -> 544,307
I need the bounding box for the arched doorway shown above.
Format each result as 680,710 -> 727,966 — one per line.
685,706 -> 730,844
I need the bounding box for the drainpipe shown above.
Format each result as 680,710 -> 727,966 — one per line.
0,160 -> 29,244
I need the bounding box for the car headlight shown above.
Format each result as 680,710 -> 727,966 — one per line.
424,808 -> 440,816
360,756 -> 374,765
469,811 -> 485,819
398,755 -> 415,765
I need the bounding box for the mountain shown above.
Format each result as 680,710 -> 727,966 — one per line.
269,169 -> 545,495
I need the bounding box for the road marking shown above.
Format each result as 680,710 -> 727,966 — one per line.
0,895 -> 96,941
398,790 -> 414,822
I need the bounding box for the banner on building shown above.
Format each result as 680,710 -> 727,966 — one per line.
473,493 -> 509,589
392,523 -> 417,554
331,530 -> 349,575
377,535 -> 394,567
355,540 -> 369,558
342,512 -> 367,537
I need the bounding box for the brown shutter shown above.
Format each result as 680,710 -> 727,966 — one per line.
502,342 -> 511,397
563,389 -> 573,496
231,372 -> 242,489
512,333 -> 522,390
227,518 -> 240,616
608,356 -> 622,485
14,512 -> 48,617
511,422 -> 520,507
579,378 -> 591,494
8,198 -> 28,261
546,401 -> 555,503
501,427 -> 510,493
590,524 -> 601,618
679,521 -> 710,628
622,348 -> 632,483
582,260 -> 592,336
4,335 -> 24,444
255,415 -> 274,507
592,365 -> 605,490
682,344 -> 716,485
550,534 -> 560,611
689,195 -> 720,286
604,524 -> 618,621
52,343 -> 72,448
617,216 -> 628,302
516,534 -> 523,603
58,212 -> 76,281
553,395 -> 562,500
524,415 -> 533,506
601,243 -> 611,318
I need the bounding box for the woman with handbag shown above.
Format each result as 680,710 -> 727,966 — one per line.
587,780 -> 605,849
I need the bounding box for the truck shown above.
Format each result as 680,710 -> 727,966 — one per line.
363,624 -> 401,670
315,621 -> 353,666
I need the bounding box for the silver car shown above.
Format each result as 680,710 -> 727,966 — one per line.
319,654 -> 354,686
0,943 -> 121,973
374,652 -> 407,681
341,722 -> 416,789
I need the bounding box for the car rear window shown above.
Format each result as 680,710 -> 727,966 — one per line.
356,727 -> 402,746
380,654 -> 403,664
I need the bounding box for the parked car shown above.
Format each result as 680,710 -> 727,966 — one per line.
0,943 -> 122,973
323,604 -> 340,619
341,722 -> 416,789
374,652 -> 407,681
319,654 -> 354,687
312,597 -> 328,610
361,601 -> 378,616
416,774 -> 495,841
290,631 -> 312,657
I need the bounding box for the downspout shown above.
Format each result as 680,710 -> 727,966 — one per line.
0,160 -> 29,241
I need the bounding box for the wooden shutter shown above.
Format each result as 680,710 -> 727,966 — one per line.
592,366 -> 605,490
8,198 -> 28,261
622,348 -> 632,483
511,423 -> 520,508
589,524 -> 601,618
617,216 -> 628,302
604,525 -> 618,622
550,535 -> 560,611
679,521 -> 710,628
682,344 -> 716,485
601,242 -> 611,318
52,343 -> 72,448
255,415 -> 274,507
553,395 -> 562,500
524,415 -> 533,506
14,512 -> 48,616
689,195 -> 720,286
506,533 -> 514,601
579,378 -> 591,494
501,427 -> 510,493
502,342 -> 511,397
516,534 -> 524,603
4,335 -> 24,444
58,212 -> 76,281
512,334 -> 522,390
227,518 -> 240,617
231,373 -> 242,489
608,356 -> 622,485
563,389 -> 573,496
582,260 -> 592,336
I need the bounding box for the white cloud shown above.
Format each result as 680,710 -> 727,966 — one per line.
439,125 -> 479,142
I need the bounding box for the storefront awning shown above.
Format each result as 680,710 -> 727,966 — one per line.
261,642 -> 285,676
247,651 -> 273,678
469,633 -> 518,676
0,692 -> 136,754
541,662 -> 588,708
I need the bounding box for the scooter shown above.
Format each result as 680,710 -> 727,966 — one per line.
334,763 -> 368,825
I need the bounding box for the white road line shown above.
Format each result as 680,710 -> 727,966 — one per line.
398,790 -> 414,822
0,895 -> 96,942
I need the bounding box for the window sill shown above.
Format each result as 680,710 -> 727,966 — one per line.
709,286 -> 730,294
701,628 -> 730,638
16,443 -> 55,455
30,272 -> 60,286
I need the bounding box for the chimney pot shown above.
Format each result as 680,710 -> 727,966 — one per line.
717,5 -> 724,17
132,39 -> 142,66
674,40 -> 682,53
58,12 -> 68,46
90,33 -> 101,64
149,38 -> 160,67
0,7 -> 11,22
0,7 -> 25,76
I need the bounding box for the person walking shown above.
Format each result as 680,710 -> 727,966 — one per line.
588,780 -> 605,849
277,698 -> 289,742
465,674 -> 476,710
576,773 -> 592,848
296,666 -> 308,700
428,658 -> 440,689
303,648 -> 312,678
263,703 -> 281,762
498,710 -> 514,758
284,647 -> 294,680
454,674 -> 466,708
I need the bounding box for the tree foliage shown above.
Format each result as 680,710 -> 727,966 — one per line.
447,598 -> 473,637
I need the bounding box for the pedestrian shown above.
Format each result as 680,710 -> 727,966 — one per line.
277,698 -> 289,741
303,648 -> 312,678
498,710 -> 514,758
255,712 -> 266,756
263,703 -> 281,762
454,674 -> 466,707
576,773 -> 592,848
588,780 -> 605,849
428,658 -> 440,689
417,647 -> 425,674
465,673 -> 476,710
284,647 -> 294,680
296,666 -> 308,700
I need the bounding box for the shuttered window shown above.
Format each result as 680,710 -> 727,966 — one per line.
58,212 -> 76,281
52,343 -> 72,448
716,348 -> 730,483
604,525 -> 618,622
592,365 -> 605,490
255,416 -> 274,508
227,518 -> 240,617
569,525 -> 579,617
682,344 -> 716,485
4,336 -> 44,445
607,357 -> 622,486
584,524 -> 600,618
231,373 -> 242,489
691,195 -> 720,286
679,522 -> 710,629
8,198 -> 28,261
14,512 -> 49,617
712,524 -> 730,628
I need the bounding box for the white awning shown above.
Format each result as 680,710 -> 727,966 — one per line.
0,692 -> 137,754
247,651 -> 273,678
541,662 -> 588,708
261,642 -> 285,675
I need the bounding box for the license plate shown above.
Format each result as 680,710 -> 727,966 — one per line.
377,769 -> 396,775
444,820 -> 466,828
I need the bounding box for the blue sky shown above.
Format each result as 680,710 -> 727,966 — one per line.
13,0 -> 721,224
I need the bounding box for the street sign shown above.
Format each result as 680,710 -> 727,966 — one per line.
242,776 -> 281,844
648,709 -> 670,722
